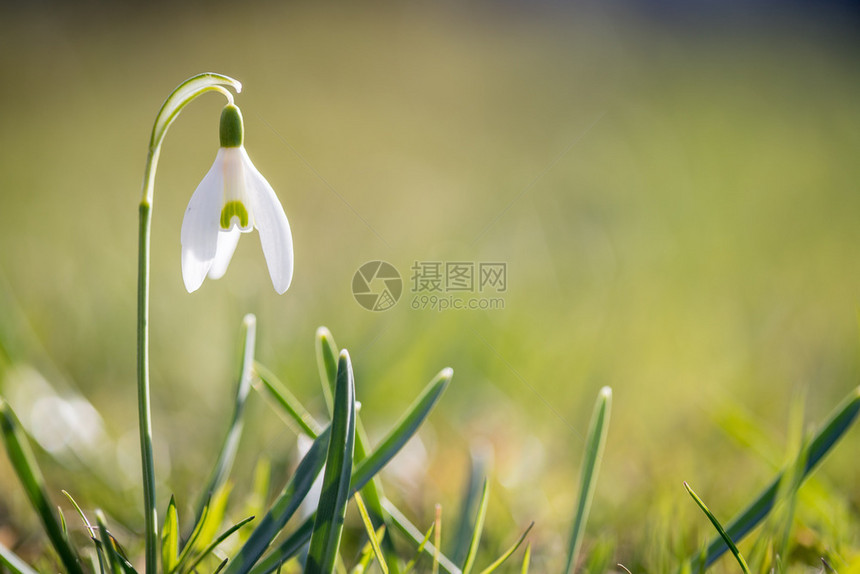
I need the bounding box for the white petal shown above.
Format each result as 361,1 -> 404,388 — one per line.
241,148 -> 294,294
181,149 -> 226,292
207,228 -> 241,280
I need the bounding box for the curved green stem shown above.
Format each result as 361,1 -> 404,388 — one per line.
137,73 -> 241,574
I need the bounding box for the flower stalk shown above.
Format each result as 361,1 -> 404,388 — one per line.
136,73 -> 241,574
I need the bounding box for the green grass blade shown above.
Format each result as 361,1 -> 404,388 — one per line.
161,496 -> 179,574
95,511 -> 137,574
520,544 -> 531,574
452,447 -> 491,565
193,315 -> 256,527
0,398 -> 83,574
247,519 -> 314,574
223,426 -> 331,574
352,525 -> 387,574
461,478 -> 490,574
173,501 -> 210,574
692,385 -> 860,570
402,522 -> 434,574
317,327 -> 402,574
355,493 -> 389,574
59,506 -> 67,536
0,541 -> 39,574
64,489 -> 107,574
564,386 -> 612,574
254,361 -> 323,438
477,522 -> 533,574
316,326 -> 339,412
62,490 -> 96,539
684,482 -> 751,574
193,483 -> 233,555
306,350 -> 357,574
96,511 -> 124,574
434,504 -> 442,574
185,515 -> 255,573
350,368 -> 452,493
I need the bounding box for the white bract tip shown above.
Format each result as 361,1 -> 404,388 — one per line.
181,146 -> 293,294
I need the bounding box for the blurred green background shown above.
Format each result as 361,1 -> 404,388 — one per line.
2,1 -> 860,570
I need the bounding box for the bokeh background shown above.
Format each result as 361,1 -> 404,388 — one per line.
2,1 -> 860,571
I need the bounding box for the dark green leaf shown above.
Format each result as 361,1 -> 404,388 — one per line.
306,350 -> 357,574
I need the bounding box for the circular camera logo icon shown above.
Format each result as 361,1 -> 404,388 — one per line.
352,261 -> 402,311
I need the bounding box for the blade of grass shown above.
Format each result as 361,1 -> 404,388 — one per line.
63,489 -> 108,574
192,315 -> 256,528
161,496 -> 179,574
306,350 -> 357,574
194,483 -> 233,556
96,511 -> 124,574
434,504 -> 442,574
355,493 -> 389,574
316,327 -> 338,412
565,386 -> 612,574
0,541 -> 39,574
477,522 -> 533,574
684,482 -> 751,574
254,361 -> 323,438
453,447 -> 491,566
223,426 -> 331,574
402,522 -> 434,574
461,478 -> 490,574
520,544 -> 531,574
62,490 -> 97,539
690,385 -> 860,570
317,327 -> 401,574
173,500 -> 210,574
96,513 -> 137,574
185,515 -> 255,573
351,526 -> 387,574
246,518 -> 314,574
0,398 -> 84,574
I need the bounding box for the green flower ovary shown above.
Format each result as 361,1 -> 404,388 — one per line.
220,104 -> 244,148
220,200 -> 249,229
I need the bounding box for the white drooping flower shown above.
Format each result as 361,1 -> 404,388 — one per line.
181,104 -> 293,294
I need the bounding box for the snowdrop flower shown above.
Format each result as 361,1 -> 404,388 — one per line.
181,104 -> 293,293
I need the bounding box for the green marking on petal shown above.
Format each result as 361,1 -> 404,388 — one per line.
221,200 -> 249,229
